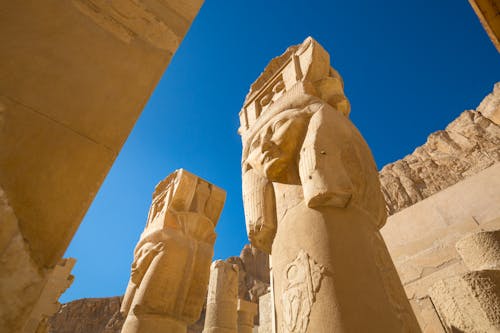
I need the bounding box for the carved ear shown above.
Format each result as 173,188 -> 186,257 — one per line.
299,105 -> 354,208
242,168 -> 277,254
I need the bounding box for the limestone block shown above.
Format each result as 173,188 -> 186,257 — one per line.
23,258 -> 76,333
121,169 -> 225,333
257,293 -> 273,333
203,260 -> 239,333
429,270 -> 500,332
237,299 -> 258,333
239,37 -> 420,333
456,230 -> 500,271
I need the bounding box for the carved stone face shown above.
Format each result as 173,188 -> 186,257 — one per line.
245,110 -> 308,183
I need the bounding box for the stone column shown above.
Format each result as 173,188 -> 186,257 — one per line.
203,260 -> 239,333
120,169 -> 226,333
237,299 -> 257,333
430,229 -> 500,332
238,37 -> 421,333
258,292 -> 273,333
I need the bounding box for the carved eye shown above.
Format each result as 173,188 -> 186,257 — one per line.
260,93 -> 273,106
273,81 -> 285,93
272,118 -> 288,132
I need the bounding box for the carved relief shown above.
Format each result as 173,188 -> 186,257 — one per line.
73,0 -> 179,51
281,250 -> 325,333
121,169 -> 225,333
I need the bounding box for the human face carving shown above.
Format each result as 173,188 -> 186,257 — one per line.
246,111 -> 308,183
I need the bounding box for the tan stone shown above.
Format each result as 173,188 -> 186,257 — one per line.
0,1 -> 203,331
48,297 -> 123,333
0,186 -> 46,332
380,109 -> 500,215
257,292 -> 273,333
477,82 -> 500,125
239,37 -> 420,333
203,260 -> 239,333
409,298 -> 445,333
237,299 -> 258,333
429,270 -> 500,332
381,163 -> 500,332
121,169 -> 226,333
469,0 -> 500,52
381,164 -> 500,293
23,258 -> 76,333
456,230 -> 500,271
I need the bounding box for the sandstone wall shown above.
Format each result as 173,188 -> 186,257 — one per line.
381,163 -> 500,332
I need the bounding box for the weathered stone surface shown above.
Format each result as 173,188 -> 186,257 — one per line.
239,37 -> 420,333
203,260 -> 239,333
237,299 -> 258,333
409,297 -> 446,333
121,169 -> 225,333
381,164 -> 500,333
240,244 -> 270,285
257,292 -> 273,333
380,88 -> 500,215
227,245 -> 270,304
0,186 -> 45,332
48,297 -> 123,333
456,230 -> 500,271
477,82 -> 500,125
0,1 -> 204,331
382,165 -> 500,292
429,270 -> 500,332
23,258 -> 76,333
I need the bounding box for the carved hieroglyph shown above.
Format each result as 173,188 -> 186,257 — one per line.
203,260 -> 239,333
121,169 -> 225,333
281,250 -> 324,333
239,37 -> 421,332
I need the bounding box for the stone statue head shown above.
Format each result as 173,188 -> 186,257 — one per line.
239,37 -> 386,253
145,169 -> 226,231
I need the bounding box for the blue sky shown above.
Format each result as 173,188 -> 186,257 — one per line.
62,0 -> 499,302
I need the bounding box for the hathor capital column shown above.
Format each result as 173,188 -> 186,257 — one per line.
238,37 -> 421,333
203,260 -> 239,333
121,169 -> 226,333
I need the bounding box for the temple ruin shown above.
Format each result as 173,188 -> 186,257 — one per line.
1,1 -> 499,333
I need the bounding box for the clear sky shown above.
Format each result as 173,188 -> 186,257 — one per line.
61,0 -> 499,302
